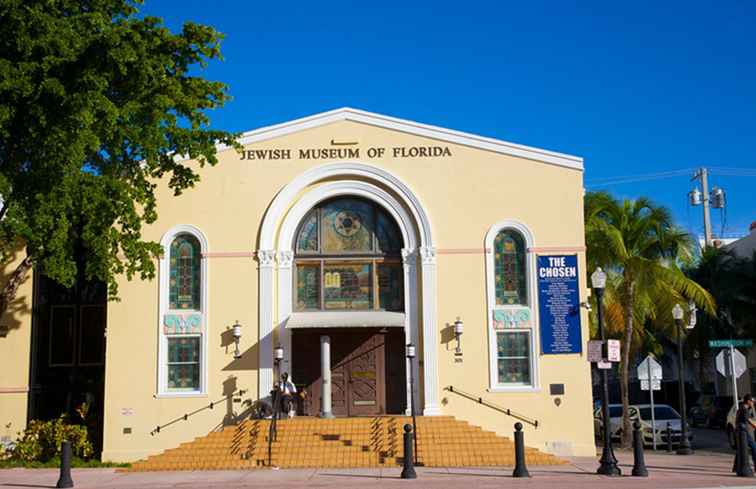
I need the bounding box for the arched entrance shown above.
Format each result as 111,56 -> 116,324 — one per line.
258,163 -> 440,416
289,196 -> 406,415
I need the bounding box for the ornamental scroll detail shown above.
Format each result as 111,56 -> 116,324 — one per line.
164,313 -> 203,334
493,308 -> 531,330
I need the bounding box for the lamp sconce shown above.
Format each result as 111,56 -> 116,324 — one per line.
274,344 -> 284,365
453,317 -> 464,354
579,301 -> 592,312
406,343 -> 416,360
232,321 -> 243,359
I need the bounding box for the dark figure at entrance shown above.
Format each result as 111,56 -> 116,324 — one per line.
737,394 -> 756,469
279,373 -> 297,419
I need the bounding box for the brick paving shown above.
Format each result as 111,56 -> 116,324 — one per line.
1,450 -> 755,488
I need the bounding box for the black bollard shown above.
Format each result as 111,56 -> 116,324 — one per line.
512,422 -> 531,478
56,440 -> 74,488
665,423 -> 673,453
400,424 -> 417,479
736,423 -> 755,477
631,420 -> 648,477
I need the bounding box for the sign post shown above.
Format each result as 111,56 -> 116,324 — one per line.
638,356 -> 663,451
714,344 -> 748,410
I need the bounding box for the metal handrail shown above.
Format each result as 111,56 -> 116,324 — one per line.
150,389 -> 247,436
444,385 -> 539,428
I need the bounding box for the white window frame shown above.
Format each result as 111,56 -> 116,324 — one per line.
157,224 -> 209,398
484,220 -> 539,392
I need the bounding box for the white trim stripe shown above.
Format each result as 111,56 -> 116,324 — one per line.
217,108 -> 583,171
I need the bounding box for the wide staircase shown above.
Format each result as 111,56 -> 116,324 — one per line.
129,416 -> 565,471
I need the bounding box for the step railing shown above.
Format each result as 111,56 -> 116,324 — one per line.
444,385 -> 539,428
150,389 -> 247,436
267,387 -> 281,467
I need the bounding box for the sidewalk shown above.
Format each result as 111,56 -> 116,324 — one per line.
2,450 -> 754,488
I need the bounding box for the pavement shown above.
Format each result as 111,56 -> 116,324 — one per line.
2,448 -> 755,489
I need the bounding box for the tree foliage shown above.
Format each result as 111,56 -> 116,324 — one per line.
0,0 -> 238,314
584,191 -> 715,447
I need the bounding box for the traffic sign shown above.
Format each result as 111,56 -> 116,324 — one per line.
709,339 -> 753,348
607,339 -> 621,362
637,356 -> 663,380
597,360 -> 612,370
587,340 -> 603,362
717,348 -> 747,378
640,379 -> 661,391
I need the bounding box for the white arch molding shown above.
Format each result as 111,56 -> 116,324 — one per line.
257,162 -> 440,415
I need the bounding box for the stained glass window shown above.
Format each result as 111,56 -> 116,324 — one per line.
296,264 -> 321,310
494,230 -> 527,306
378,263 -> 403,311
293,197 -> 405,312
376,210 -> 402,254
322,199 -> 374,252
323,263 -> 372,310
167,337 -> 200,391
169,234 -> 201,310
296,211 -> 319,252
496,331 -> 531,385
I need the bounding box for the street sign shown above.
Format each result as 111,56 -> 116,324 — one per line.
716,348 -> 747,378
597,360 -> 612,370
587,341 -> 603,362
637,356 -> 663,380
640,379 -> 661,391
607,339 -> 621,362
709,339 -> 753,348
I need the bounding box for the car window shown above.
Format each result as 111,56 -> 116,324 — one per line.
609,406 -> 623,417
639,406 -> 680,420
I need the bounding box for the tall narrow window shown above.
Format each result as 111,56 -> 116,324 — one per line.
160,226 -> 207,396
486,223 -> 536,390
169,234 -> 201,310
494,230 -> 527,306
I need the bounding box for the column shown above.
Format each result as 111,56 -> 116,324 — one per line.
276,250 -> 294,378
320,335 -> 334,418
402,248 -> 419,416
420,246 -> 441,415
257,249 -> 276,400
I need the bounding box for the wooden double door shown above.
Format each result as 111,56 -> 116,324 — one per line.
292,328 -> 406,416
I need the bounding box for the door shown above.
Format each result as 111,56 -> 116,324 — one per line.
346,333 -> 385,416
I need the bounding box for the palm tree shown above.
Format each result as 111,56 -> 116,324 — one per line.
585,191 -> 716,447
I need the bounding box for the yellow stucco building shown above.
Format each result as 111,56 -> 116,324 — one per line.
0,108 -> 596,463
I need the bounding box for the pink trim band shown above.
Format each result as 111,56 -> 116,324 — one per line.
202,252 -> 256,258
528,246 -> 586,253
0,387 -> 29,394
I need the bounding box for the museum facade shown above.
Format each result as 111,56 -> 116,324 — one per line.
0,108 -> 596,462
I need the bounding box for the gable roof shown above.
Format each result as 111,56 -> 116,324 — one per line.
232,107 -> 583,171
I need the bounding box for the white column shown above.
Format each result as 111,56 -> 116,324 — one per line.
276,250 -> 294,379
257,249 -> 276,400
320,335 -> 334,418
402,248 -> 419,416
420,246 -> 441,415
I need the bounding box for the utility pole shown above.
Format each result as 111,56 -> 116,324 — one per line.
690,168 -> 712,247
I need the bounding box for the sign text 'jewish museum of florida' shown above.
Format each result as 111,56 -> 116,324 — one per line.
537,255 -> 582,354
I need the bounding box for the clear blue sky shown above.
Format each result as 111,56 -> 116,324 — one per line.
142,1 -> 756,239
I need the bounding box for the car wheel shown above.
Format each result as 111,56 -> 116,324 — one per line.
728,426 -> 736,449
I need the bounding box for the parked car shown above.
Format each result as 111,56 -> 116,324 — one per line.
594,403 -> 693,447
691,396 -> 733,428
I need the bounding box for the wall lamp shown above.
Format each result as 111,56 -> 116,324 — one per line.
453,317 -> 464,354
232,321 -> 243,359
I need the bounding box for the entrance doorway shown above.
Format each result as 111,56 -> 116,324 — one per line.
291,328 -> 406,416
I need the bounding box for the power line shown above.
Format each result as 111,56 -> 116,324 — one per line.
585,169 -> 694,187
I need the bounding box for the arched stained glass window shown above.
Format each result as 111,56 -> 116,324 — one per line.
294,197 -> 404,312
169,234 -> 201,310
494,230 -> 527,306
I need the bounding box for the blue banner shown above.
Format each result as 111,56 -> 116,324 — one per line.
537,255 -> 582,354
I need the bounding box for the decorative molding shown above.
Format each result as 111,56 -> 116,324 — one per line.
0,387 -> 29,394
256,249 -> 276,267
276,250 -> 294,268
158,224 -> 209,396
202,251 -> 256,258
163,313 -> 203,334
401,248 -> 417,266
258,163 -> 439,414
484,220 -> 540,391
218,108 -> 583,171
419,246 -> 436,265
528,246 -> 585,253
